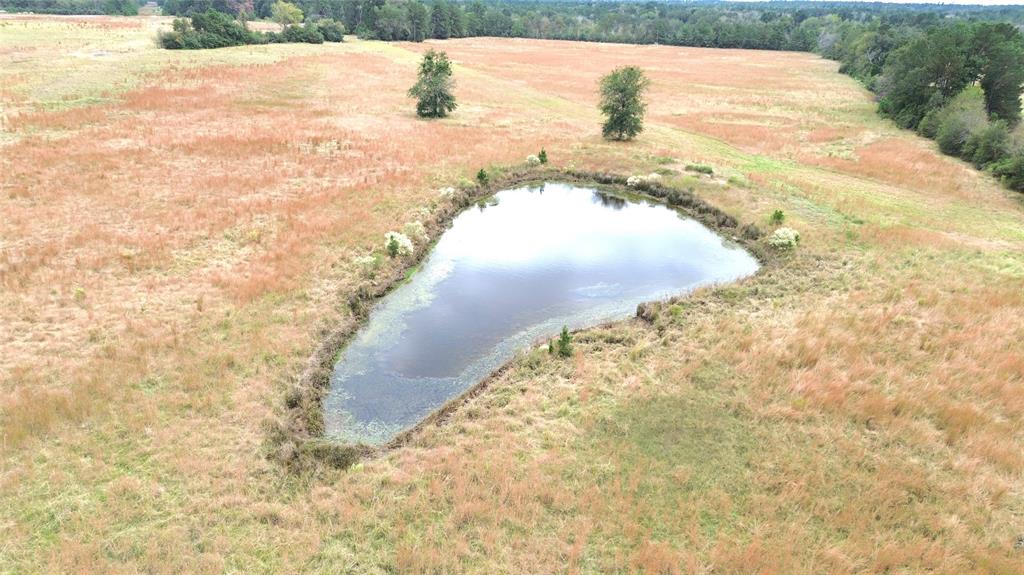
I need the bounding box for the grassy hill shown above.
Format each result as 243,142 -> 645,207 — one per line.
1,14 -> 1022,574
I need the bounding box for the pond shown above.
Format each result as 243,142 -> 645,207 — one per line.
324,182 -> 759,444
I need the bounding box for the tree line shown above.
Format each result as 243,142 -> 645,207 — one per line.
826,19 -> 1024,191
159,0 -> 1024,49
0,0 -> 137,15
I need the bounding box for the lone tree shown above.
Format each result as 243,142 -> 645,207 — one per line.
408,49 -> 457,118
599,66 -> 650,141
271,0 -> 303,27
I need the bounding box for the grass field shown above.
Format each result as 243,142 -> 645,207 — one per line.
2,14 -> 1023,574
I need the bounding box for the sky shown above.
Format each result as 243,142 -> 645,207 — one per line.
730,1 -> 1024,6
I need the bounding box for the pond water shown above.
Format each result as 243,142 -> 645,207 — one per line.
324,183 -> 759,444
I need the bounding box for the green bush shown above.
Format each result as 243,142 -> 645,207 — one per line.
316,19 -> 345,42
920,87 -> 987,158
685,163 -> 714,175
992,149 -> 1024,192
476,168 -> 489,186
936,111 -> 975,156
160,10 -> 342,50
770,209 -> 785,225
282,22 -> 324,43
917,109 -> 943,139
963,121 -> 1011,168
160,10 -> 259,49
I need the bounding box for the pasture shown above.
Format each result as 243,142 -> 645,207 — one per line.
1,14 -> 1023,573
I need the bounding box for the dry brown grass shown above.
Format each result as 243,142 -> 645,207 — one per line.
2,17 -> 1023,574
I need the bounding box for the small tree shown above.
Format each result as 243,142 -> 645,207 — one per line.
386,236 -> 400,258
476,168 -> 488,186
556,326 -> 573,358
408,49 -> 457,118
599,66 -> 650,141
271,1 -> 303,28
538,148 -> 548,164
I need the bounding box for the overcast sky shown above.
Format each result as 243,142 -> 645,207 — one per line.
730,1 -> 1024,5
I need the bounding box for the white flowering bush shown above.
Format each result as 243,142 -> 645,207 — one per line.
526,154 -> 541,166
384,231 -> 414,257
627,173 -> 663,187
438,186 -> 456,197
403,221 -> 428,244
354,254 -> 380,277
767,227 -> 801,249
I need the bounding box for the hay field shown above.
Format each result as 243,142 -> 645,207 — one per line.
1,14 -> 1023,574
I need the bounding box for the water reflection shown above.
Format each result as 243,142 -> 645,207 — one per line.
594,191 -> 627,210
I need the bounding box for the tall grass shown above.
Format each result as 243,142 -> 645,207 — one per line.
1,20 -> 1023,573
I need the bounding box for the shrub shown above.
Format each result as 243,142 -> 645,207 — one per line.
160,9 -> 340,49
159,10 -> 261,49
626,173 -> 661,188
936,112 -> 975,156
768,227 -> 801,249
992,148 -> 1024,192
476,168 -> 489,186
770,209 -> 785,225
402,221 -> 428,244
526,154 -> 541,166
930,87 -> 987,156
316,19 -> 345,42
354,254 -> 381,278
963,121 -> 1011,168
538,148 -> 548,164
685,163 -> 714,175
917,109 -> 943,139
282,23 -> 324,44
739,223 -> 762,240
384,231 -> 413,257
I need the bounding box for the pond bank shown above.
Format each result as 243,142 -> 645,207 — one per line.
268,166 -> 778,471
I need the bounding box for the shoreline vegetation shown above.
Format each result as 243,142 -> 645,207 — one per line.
271,166 -> 776,472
